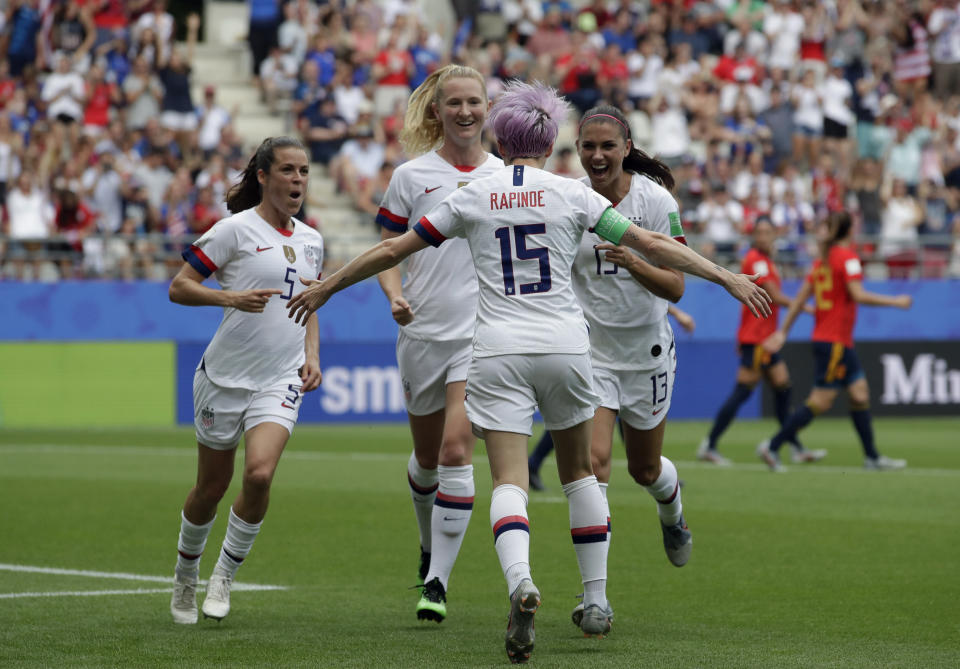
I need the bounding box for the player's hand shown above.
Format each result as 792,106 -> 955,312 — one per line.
287,277 -> 329,326
391,296 -> 414,325
299,357 -> 322,392
762,330 -> 786,355
895,295 -> 913,309
596,243 -> 637,272
673,310 -> 696,333
725,273 -> 772,318
229,289 -> 282,312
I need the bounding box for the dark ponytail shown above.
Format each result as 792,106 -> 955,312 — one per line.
578,105 -> 675,191
820,211 -> 853,260
225,136 -> 307,213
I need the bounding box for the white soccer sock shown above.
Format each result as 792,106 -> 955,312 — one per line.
563,475 -> 608,609
407,451 -> 438,553
643,456 -> 682,526
176,511 -> 215,577
490,484 -> 531,595
598,482 -> 610,541
426,464 -> 474,590
214,507 -> 262,578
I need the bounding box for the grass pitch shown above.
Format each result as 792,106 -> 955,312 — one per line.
1,418 -> 958,668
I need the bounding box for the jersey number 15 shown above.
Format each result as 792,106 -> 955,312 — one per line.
494,224 -> 552,296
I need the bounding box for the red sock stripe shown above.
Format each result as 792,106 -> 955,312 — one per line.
408,472 -> 439,496
178,550 -> 202,560
435,491 -> 475,510
571,524 -> 608,544
571,524 -> 609,536
492,515 -> 529,541
657,481 -> 679,505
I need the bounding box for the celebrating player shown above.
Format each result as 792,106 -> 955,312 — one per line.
374,64 -> 503,623
560,104 -> 694,629
757,211 -> 912,471
698,217 -> 825,465
287,80 -> 770,662
167,137 -> 324,624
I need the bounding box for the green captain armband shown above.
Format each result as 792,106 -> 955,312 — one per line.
594,207 -> 632,245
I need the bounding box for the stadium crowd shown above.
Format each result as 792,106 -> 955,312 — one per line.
3,0 -> 960,280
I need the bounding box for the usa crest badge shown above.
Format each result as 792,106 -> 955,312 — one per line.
283,245 -> 296,263
200,407 -> 215,428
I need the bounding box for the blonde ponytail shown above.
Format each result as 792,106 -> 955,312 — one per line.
399,64 -> 487,156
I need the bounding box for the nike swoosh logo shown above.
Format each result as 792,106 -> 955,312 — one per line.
443,516 -> 465,522
652,407 -> 664,415
256,246 -> 273,252
424,186 -> 441,194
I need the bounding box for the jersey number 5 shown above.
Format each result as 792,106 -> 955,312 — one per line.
494,224 -> 552,296
281,267 -> 297,300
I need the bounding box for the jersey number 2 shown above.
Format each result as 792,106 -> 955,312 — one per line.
812,266 -> 833,310
494,224 -> 552,296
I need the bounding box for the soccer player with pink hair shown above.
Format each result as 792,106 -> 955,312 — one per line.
288,81 -> 770,663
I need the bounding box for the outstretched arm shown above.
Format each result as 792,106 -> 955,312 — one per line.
762,279 -> 812,354
598,244 -> 685,302
847,280 -> 913,309
595,211 -> 771,317
376,227 -> 415,325
287,229 -> 430,325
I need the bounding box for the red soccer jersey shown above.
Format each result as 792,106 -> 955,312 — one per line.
737,247 -> 780,344
807,244 -> 863,347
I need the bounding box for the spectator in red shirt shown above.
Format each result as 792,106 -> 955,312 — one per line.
371,28 -> 413,117
83,62 -> 121,134
53,188 -> 98,276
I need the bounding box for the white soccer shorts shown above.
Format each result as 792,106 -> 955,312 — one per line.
465,352 -> 599,436
396,330 -> 472,416
593,342 -> 676,431
192,368 -> 303,449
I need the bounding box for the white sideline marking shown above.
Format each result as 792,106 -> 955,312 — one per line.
1,588 -> 175,599
0,443 -> 958,477
0,563 -> 286,600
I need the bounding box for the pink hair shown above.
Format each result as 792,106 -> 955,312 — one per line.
485,80 -> 571,159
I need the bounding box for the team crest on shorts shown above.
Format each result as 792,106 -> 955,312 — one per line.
283,245 -> 296,263
200,406 -> 215,428
403,378 -> 412,401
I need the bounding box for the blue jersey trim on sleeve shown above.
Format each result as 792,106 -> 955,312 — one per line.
182,247 -> 214,278
413,221 -> 444,247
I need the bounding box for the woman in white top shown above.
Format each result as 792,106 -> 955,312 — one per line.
374,65 -> 503,623
566,104 -> 693,628
288,81 -> 771,663
167,136 -> 324,626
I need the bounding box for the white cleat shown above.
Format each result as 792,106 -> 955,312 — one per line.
696,437 -> 732,466
201,569 -> 233,621
756,440 -> 786,472
170,571 -> 198,624
864,455 -> 907,471
790,446 -> 828,464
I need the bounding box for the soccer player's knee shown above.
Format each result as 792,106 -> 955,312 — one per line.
850,399 -> 870,412
243,466 -> 275,493
198,478 -> 231,503
628,460 -> 659,487
438,435 -> 472,465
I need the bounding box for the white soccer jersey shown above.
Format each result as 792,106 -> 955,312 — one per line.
415,164 -> 612,358
183,207 -> 324,391
376,151 -> 503,341
572,173 -> 684,371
